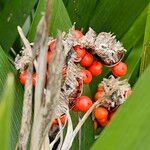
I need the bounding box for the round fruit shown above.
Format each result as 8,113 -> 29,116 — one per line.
49,40 -> 55,52
73,30 -> 83,39
98,117 -> 108,127
19,72 -> 27,85
51,115 -> 67,128
94,107 -> 108,120
97,86 -> 104,92
88,61 -> 103,76
94,91 -> 104,101
73,45 -> 86,59
74,96 -> 93,112
111,62 -> 127,77
80,52 -> 93,67
82,70 -> 92,84
59,115 -> 67,124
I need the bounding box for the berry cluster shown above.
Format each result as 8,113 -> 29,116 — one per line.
16,28 -> 131,130
93,76 -> 131,128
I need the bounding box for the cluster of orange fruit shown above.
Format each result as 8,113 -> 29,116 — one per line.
18,29 -> 128,130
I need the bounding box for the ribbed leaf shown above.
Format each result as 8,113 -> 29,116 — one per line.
89,7 -> 147,98
0,46 -> 23,149
140,3 -> 150,74
0,0 -> 36,51
91,64 -> 150,150
28,0 -> 72,41
0,74 -> 14,150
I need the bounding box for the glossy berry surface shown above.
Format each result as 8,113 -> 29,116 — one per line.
74,96 -> 93,112
82,69 -> 92,84
88,61 -> 103,76
98,117 -> 108,127
94,91 -> 104,101
97,86 -> 104,92
51,115 -> 67,128
94,107 -> 108,120
111,62 -> 127,77
80,52 -> 93,67
73,45 -> 86,59
73,30 -> 83,39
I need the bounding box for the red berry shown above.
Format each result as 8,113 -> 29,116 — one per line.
74,96 -> 93,112
98,117 -> 108,127
88,61 -> 103,76
19,72 -> 37,86
73,30 -> 83,39
97,86 -> 104,92
51,115 -> 67,128
19,72 -> 27,85
82,70 -> 92,84
94,91 -> 104,101
111,62 -> 127,77
47,51 -> 52,64
94,107 -> 108,120
49,40 -> 55,52
59,115 -> 67,124
73,45 -> 86,59
80,52 -> 93,67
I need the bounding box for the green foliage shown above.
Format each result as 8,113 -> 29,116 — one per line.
0,0 -> 37,51
91,64 -> 150,150
0,0 -> 150,149
140,3 -> 150,74
0,46 -> 23,149
0,74 -> 14,150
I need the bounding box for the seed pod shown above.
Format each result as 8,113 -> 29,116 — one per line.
94,32 -> 126,67
98,75 -> 131,110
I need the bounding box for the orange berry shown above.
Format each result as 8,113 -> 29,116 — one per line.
80,52 -> 93,67
73,96 -> 93,112
19,71 -> 27,85
94,91 -> 104,101
111,62 -> 127,77
94,107 -> 108,120
82,69 -> 92,84
88,61 -> 103,76
98,117 -> 108,127
73,45 -> 86,59
97,86 -> 104,92
73,30 -> 83,39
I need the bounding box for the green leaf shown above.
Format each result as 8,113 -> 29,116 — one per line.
123,40 -> 143,81
63,0 -> 98,31
140,3 -> 150,74
64,0 -> 149,37
91,64 -> 150,150
28,0 -> 72,41
0,46 -> 23,149
0,74 -> 14,150
0,0 -> 36,51
89,6 -> 148,98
